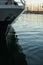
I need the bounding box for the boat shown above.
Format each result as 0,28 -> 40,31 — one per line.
0,0 -> 25,22
0,0 -> 25,64
0,0 -> 25,33
0,0 -> 25,45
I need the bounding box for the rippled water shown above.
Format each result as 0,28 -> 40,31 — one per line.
12,13 -> 43,65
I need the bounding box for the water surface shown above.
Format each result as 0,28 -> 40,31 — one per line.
12,13 -> 43,65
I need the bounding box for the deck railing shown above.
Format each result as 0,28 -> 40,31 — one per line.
0,0 -> 25,6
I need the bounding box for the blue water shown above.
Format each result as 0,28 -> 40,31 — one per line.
12,14 -> 43,65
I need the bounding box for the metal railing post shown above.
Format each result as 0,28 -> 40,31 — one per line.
20,0 -> 25,8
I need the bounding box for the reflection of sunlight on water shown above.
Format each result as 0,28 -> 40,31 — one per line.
12,13 -> 43,65
12,14 -> 43,32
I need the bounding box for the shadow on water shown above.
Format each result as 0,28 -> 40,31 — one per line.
0,22 -> 8,64
0,22 -> 27,65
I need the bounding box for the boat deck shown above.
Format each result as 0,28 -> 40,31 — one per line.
0,5 -> 24,9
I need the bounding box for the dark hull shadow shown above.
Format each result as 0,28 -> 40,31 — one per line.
0,22 -> 27,65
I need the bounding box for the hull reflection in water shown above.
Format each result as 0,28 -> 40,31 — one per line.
6,25 -> 27,65
12,13 -> 43,65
